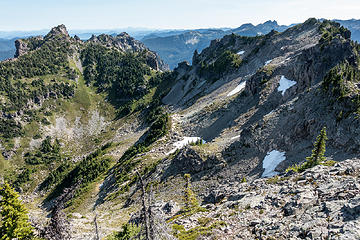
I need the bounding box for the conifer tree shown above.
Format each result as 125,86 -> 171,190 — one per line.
183,174 -> 200,214
304,126 -> 328,169
0,182 -> 34,240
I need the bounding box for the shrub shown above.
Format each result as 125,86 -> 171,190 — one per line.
25,137 -> 61,165
107,223 -> 140,240
0,183 -> 34,239
199,50 -> 242,82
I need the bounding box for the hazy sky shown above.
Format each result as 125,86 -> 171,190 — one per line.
0,0 -> 359,31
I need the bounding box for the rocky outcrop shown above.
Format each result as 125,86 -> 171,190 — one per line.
176,159 -> 360,239
88,33 -> 169,71
163,147 -> 223,177
44,24 -> 70,41
14,39 -> 29,58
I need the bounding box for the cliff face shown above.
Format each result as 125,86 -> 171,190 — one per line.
161,19 -> 359,170
14,39 -> 29,57
88,32 -> 169,71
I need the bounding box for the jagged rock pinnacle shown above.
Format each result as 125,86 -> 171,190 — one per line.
45,24 -> 70,40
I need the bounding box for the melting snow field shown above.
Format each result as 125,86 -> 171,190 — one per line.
167,137 -> 203,155
262,150 -> 286,178
277,76 -> 296,95
227,81 -> 246,97
265,59 -> 273,66
237,50 -> 245,55
231,135 -> 240,140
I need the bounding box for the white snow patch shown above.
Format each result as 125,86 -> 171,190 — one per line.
277,76 -> 296,96
227,81 -> 246,97
231,135 -> 240,140
186,38 -> 199,45
266,110 -> 275,116
237,50 -> 245,55
262,150 -> 286,178
264,59 -> 273,66
167,137 -> 203,155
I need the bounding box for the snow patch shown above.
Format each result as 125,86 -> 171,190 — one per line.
262,150 -> 286,178
231,135 -> 240,140
266,110 -> 275,116
277,76 -> 296,96
186,38 -> 199,45
167,137 -> 203,155
227,81 -> 246,97
237,50 -> 245,55
265,59 -> 273,66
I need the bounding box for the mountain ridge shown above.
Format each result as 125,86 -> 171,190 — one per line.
1,19 -> 360,239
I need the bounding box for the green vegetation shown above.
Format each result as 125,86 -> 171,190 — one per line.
189,138 -> 204,146
0,119 -> 24,139
287,127 -> 328,173
47,143 -> 113,204
0,35 -> 75,144
24,137 -> 61,165
39,161 -> 72,191
169,174 -> 206,223
9,137 -> 63,191
265,175 -> 290,184
322,60 -> 360,100
171,220 -> 226,240
199,50 -> 242,82
322,57 -> 360,117
0,183 -> 34,240
112,113 -> 170,196
319,20 -> 351,45
81,45 -> 151,106
0,37 -> 75,115
305,127 -> 328,166
118,70 -> 176,118
107,223 -> 140,240
182,174 -> 204,215
13,168 -> 33,190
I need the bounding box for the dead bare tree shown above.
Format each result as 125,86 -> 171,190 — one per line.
137,171 -> 151,240
94,213 -> 100,240
135,171 -> 175,240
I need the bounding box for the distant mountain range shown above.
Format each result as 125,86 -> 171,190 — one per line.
0,38 -> 17,61
142,20 -> 291,69
335,19 -> 360,41
1,19 -> 360,65
142,19 -> 360,69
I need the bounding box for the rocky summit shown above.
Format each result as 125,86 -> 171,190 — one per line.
1,19 -> 360,240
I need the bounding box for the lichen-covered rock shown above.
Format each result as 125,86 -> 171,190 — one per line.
14,39 -> 29,57
175,159 -> 360,239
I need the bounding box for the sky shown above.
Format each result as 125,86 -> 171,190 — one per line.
0,0 -> 359,31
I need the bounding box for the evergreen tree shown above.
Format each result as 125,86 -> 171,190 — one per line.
183,174 -> 200,214
303,126 -> 328,169
0,182 -> 34,240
